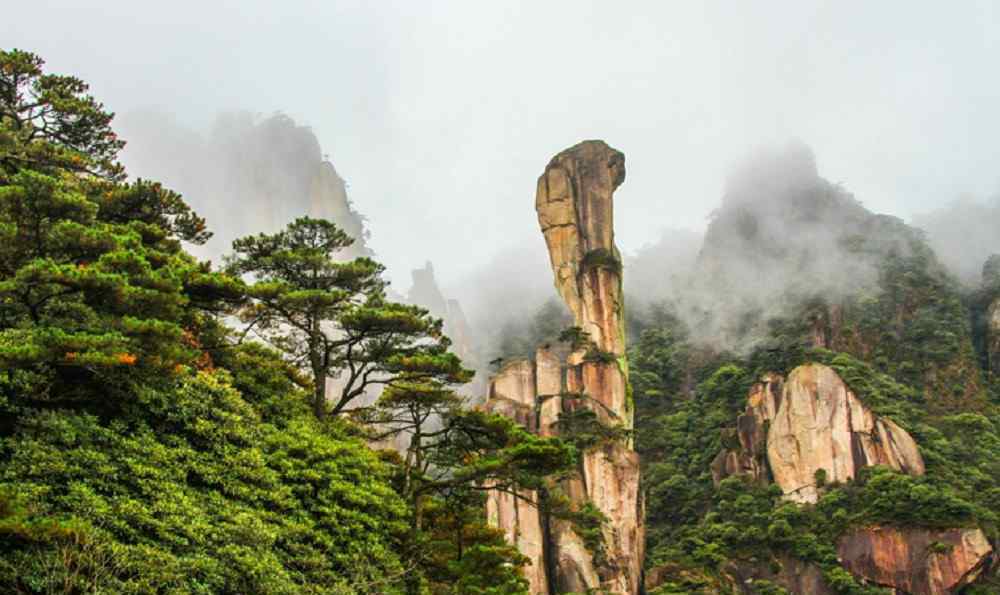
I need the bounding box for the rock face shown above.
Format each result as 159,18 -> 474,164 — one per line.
696,364 -> 995,594
767,363 -> 925,503
713,364 -> 925,503
406,262 -> 477,382
486,488 -> 548,595
724,555 -> 834,595
485,141 -> 642,594
484,359 -> 548,593
308,161 -> 373,259
712,372 -> 783,485
537,140 -> 627,360
838,527 -> 993,595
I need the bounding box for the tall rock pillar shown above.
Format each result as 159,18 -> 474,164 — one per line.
485,141 -> 643,594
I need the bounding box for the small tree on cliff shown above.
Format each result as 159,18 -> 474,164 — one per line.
370,382 -> 574,594
226,217 -> 471,418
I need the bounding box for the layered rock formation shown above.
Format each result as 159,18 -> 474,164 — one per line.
406,262 -> 476,374
698,364 -> 998,593
484,141 -> 642,594
484,358 -> 548,593
838,527 -> 992,595
712,364 -> 925,504
711,372 -> 783,484
768,364 -> 925,504
308,160 -> 373,259
537,140 -> 627,360
724,556 -> 833,595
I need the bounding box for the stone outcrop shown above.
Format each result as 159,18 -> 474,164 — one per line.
537,140 -> 627,360
838,527 -> 992,595
405,262 -> 478,392
703,364 -> 994,593
767,363 -> 925,503
725,555 -> 834,595
485,141 -> 642,594
713,364 -> 925,503
484,359 -> 548,593
308,161 -> 373,259
486,486 -> 548,594
712,372 -> 783,484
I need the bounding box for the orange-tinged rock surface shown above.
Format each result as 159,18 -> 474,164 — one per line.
838,527 -> 992,595
712,372 -> 783,485
486,486 -> 548,595
537,140 -> 627,357
485,140 -> 642,594
767,363 -> 925,503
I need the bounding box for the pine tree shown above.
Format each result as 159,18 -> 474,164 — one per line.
226,217 -> 472,418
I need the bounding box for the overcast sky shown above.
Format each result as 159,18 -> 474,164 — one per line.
5,1 -> 998,288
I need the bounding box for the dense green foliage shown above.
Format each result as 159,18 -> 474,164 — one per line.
226,217 -> 471,419
0,49 -> 412,594
635,322 -> 1000,592
632,217 -> 1000,591
0,363 -> 411,593
0,50 -> 574,594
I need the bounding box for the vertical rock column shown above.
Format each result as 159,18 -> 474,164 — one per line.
485,360 -> 548,595
484,140 -> 643,594
537,141 -> 642,595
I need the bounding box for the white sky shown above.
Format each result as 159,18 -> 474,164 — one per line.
5,1 -> 999,288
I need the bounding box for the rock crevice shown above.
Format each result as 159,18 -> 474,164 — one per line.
838,527 -> 992,595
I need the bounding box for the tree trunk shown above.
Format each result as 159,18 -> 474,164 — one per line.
310,316 -> 327,419
404,434 -> 423,595
313,374 -> 325,419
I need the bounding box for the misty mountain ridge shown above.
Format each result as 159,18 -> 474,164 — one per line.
627,141 -> 979,357
116,110 -> 373,263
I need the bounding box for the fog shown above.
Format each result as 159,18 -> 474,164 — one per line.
5,1 -> 999,359
913,194 -> 1000,285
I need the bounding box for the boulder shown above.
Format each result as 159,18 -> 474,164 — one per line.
838,527 -> 993,595
767,363 -> 924,503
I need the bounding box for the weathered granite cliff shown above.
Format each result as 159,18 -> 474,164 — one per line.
407,262 -> 475,364
711,372 -> 783,485
712,364 -> 925,504
484,141 -> 642,594
838,527 -> 992,595
768,363 -> 925,504
484,358 -> 548,594
697,363 -> 997,594
307,160 -> 373,259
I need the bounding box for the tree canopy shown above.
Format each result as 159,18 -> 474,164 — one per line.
0,49 -> 578,594
226,216 -> 471,419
